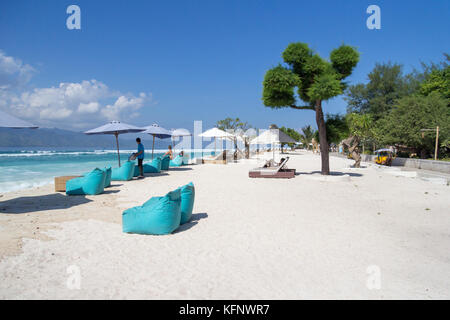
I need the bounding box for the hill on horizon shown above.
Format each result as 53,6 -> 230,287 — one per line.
0,127 -> 171,149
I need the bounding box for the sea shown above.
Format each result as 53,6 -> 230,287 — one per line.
0,147 -> 216,193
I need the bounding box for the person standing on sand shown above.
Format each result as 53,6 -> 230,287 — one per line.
134,138 -> 145,178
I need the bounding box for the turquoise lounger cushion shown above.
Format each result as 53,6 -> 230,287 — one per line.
143,157 -> 161,173
81,166 -> 111,187
111,161 -> 135,181
66,168 -> 106,195
122,189 -> 182,235
169,155 -> 183,167
182,155 -> 190,165
178,182 -> 195,224
133,164 -> 140,177
103,166 -> 112,187
161,155 -> 170,170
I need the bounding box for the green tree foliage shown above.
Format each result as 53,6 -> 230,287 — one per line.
324,114 -> 349,144
299,125 -> 316,148
262,42 -> 359,174
216,117 -> 250,132
346,113 -> 374,139
280,126 -> 301,149
345,63 -> 413,120
344,54 -> 450,158
216,117 -> 253,158
375,92 -> 449,157
419,54 -> 450,99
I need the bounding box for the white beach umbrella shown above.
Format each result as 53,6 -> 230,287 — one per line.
170,128 -> 191,151
250,129 -> 296,160
0,110 -> 38,129
84,121 -> 145,167
143,123 -> 172,159
199,127 -> 235,153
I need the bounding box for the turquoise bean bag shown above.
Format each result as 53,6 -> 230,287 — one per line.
111,161 -> 135,181
169,155 -> 183,167
143,157 -> 161,173
161,155 -> 170,170
122,189 -> 182,235
81,167 -> 111,188
178,182 -> 195,224
66,168 -> 106,195
103,167 -> 112,187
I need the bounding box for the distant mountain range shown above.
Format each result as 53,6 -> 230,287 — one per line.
0,128 -> 170,149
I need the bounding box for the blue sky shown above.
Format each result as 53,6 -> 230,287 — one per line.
0,0 -> 448,133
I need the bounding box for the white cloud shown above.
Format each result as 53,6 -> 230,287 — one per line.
0,50 -> 153,129
78,102 -> 100,113
0,50 -> 35,90
101,93 -> 148,121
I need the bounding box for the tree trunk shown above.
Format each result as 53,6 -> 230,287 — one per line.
315,100 -> 330,175
245,140 -> 250,159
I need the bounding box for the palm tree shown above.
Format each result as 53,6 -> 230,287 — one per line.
300,125 -> 315,150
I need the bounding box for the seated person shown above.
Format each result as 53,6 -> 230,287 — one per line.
179,150 -> 184,157
164,145 -> 174,160
263,158 -> 286,168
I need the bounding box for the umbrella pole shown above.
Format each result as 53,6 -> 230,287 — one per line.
214,137 -> 216,155
115,132 -> 121,167
152,135 -> 155,160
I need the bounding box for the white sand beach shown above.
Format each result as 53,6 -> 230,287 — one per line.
0,151 -> 449,299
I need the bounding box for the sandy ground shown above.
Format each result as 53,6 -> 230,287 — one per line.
0,151 -> 449,299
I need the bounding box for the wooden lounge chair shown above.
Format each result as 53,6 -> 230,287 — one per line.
202,150 -> 227,164
248,157 -> 295,178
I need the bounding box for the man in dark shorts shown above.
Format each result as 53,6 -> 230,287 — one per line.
134,138 -> 145,178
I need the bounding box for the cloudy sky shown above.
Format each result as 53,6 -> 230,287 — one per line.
0,0 -> 449,132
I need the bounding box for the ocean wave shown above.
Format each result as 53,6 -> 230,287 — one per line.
0,149 -> 217,157
0,179 -> 53,193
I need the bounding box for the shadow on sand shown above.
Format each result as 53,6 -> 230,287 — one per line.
108,184 -> 123,188
143,172 -> 170,177
168,167 -> 193,172
295,171 -> 363,177
0,193 -> 93,214
174,212 -> 208,233
102,189 -> 121,195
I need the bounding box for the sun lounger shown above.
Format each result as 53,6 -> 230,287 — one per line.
202,150 -> 227,164
248,157 -> 295,178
